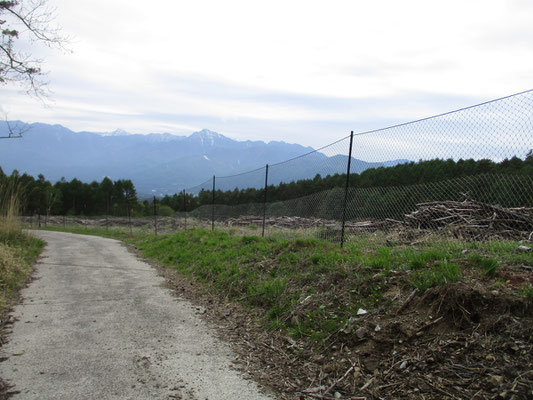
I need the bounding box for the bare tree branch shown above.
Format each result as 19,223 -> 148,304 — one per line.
4,0 -> 67,48
0,116 -> 29,138
1,0 -> 69,98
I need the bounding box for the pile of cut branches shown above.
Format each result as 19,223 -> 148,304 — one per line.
226,215 -> 332,229
404,200 -> 533,241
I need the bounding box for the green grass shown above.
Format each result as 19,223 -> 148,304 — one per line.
128,229 -> 529,341
466,254 -> 499,276
0,231 -> 45,315
39,225 -> 133,241
0,181 -> 46,315
519,283 -> 533,305
410,259 -> 462,291
465,241 -> 533,266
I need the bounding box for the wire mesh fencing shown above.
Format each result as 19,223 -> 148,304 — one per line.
177,89 -> 533,246
32,89 -> 533,246
340,89 -> 533,244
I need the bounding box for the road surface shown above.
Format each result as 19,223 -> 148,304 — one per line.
0,230 -> 274,400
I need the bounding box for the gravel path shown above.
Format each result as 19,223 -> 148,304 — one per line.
0,230 -> 274,400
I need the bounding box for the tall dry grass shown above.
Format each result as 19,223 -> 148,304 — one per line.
0,179 -> 43,314
0,178 -> 22,242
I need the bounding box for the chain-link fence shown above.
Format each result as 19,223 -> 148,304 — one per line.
178,89 -> 533,245
35,89 -> 533,245
341,89 -> 533,244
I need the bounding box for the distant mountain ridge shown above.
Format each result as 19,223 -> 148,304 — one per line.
0,122 -> 408,196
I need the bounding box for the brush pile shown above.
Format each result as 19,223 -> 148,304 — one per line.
227,215 -> 335,229
226,215 -> 396,233
404,200 -> 533,241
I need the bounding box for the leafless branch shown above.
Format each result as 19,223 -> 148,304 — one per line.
0,113 -> 30,138
0,0 -> 69,97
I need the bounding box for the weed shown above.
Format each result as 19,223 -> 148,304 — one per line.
519,283 -> 533,304
406,248 -> 447,270
480,258 -> 499,276
293,238 -> 317,248
467,254 -> 499,276
267,304 -> 284,319
410,259 -> 462,291
241,235 -> 260,244
310,254 -> 322,264
368,248 -> 392,270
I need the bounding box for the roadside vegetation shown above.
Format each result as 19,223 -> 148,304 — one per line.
0,180 -> 44,315
130,229 -> 532,339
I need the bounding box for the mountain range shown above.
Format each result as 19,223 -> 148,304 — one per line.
0,122 -> 408,196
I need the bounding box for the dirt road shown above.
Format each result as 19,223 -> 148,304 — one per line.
0,231 -> 274,400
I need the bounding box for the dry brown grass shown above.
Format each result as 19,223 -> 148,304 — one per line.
0,179 -> 21,239
0,180 -> 43,315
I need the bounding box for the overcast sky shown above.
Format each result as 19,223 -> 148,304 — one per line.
3,0 -> 533,148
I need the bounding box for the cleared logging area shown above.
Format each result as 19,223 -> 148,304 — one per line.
25,194 -> 533,245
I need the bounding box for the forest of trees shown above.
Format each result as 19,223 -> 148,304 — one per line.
0,168 -> 144,217
162,154 -> 533,212
1,154 -> 532,218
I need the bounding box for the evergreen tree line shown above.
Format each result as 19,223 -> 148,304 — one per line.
0,169 -> 143,217
162,154 -> 533,214
1,154 -> 532,218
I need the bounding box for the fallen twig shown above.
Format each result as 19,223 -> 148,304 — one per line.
416,316 -> 444,334
397,288 -> 418,314
360,377 -> 375,391
322,365 -> 354,397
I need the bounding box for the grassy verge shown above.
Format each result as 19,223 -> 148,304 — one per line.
73,227 -> 528,344
0,182 -> 45,316
38,225 -> 133,241
0,232 -> 44,314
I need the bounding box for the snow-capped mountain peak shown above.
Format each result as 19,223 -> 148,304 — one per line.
99,128 -> 130,137
190,129 -> 229,146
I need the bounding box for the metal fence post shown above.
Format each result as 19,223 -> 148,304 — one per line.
106,197 -> 109,231
340,131 -> 354,248
183,189 -> 187,230
38,211 -> 41,228
128,201 -> 132,235
153,195 -> 157,235
212,176 -> 216,231
262,164 -> 269,237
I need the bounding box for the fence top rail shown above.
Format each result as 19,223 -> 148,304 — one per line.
212,165 -> 266,180
352,88 -> 533,137
183,88 -> 533,193
269,134 -> 351,168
